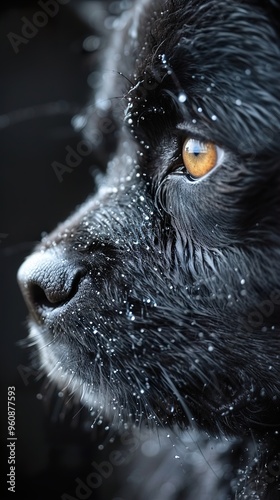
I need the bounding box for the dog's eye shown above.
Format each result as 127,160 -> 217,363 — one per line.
182,138 -> 222,179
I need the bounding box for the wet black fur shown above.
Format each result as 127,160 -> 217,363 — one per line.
18,0 -> 280,497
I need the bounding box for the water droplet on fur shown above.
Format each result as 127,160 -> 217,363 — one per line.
71,114 -> 87,131
235,99 -> 242,106
83,35 -> 100,52
178,92 -> 187,103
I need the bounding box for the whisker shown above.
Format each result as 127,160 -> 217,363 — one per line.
0,101 -> 80,130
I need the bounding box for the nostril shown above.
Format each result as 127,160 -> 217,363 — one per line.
28,271 -> 82,308
29,283 -> 53,308
17,252 -> 85,320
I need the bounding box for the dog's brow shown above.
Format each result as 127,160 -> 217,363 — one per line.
177,122 -> 202,134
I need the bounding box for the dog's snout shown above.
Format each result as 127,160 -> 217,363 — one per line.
17,251 -> 84,321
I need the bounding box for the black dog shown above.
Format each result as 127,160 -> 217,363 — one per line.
18,0 -> 280,497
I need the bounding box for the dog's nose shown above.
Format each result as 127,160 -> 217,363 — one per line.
17,251 -> 84,321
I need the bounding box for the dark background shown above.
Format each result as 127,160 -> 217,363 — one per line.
0,1 -> 133,498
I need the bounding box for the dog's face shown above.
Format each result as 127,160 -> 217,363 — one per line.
18,0 -> 280,437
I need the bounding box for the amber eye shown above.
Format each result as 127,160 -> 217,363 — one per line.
182,138 -> 219,179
